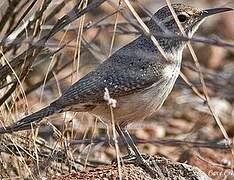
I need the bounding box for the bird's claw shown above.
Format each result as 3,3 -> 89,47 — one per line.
112,154 -> 158,178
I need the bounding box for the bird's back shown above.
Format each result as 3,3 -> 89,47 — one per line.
52,36 -> 167,108
51,35 -> 182,125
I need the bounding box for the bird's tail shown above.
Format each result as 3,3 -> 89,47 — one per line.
0,105 -> 58,134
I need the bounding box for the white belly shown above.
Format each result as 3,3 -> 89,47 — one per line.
90,63 -> 181,126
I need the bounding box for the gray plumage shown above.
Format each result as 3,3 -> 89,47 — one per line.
1,106 -> 58,133
54,36 -> 167,108
0,4 -> 232,133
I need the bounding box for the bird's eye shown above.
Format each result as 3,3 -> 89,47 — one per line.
177,14 -> 188,22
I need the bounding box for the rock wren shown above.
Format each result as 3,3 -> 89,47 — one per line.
0,3 -> 232,174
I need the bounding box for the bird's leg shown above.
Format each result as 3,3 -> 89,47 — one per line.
115,125 -> 135,159
119,127 -> 147,164
116,126 -> 162,178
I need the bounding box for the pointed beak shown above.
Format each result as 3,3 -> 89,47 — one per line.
202,7 -> 233,18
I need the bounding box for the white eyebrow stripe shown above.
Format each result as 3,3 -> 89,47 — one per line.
178,12 -> 190,16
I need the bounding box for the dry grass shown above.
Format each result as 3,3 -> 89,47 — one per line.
0,0 -> 234,179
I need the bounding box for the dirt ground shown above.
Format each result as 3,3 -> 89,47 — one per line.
0,0 -> 234,179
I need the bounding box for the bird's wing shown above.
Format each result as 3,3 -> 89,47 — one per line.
53,36 -> 167,109
0,36 -> 168,134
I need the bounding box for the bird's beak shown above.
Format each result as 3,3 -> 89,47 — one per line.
202,7 -> 233,18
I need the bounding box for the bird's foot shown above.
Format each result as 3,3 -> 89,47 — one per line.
124,154 -> 158,177
111,153 -> 134,164
121,153 -> 137,161
112,154 -> 159,178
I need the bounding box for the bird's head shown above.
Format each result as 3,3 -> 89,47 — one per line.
147,4 -> 232,50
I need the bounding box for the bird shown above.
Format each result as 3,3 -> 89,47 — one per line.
0,3 -> 232,176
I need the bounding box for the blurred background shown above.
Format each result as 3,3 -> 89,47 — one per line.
0,0 -> 234,179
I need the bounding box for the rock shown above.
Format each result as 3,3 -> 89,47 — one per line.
51,155 -> 211,180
